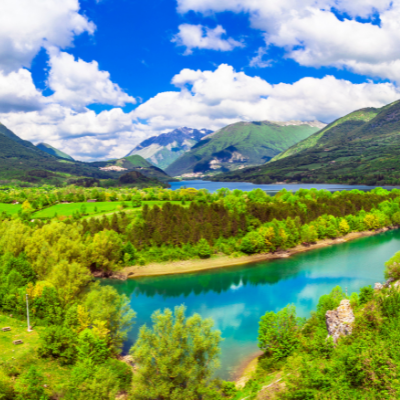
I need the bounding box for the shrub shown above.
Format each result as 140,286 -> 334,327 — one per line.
385,251 -> 400,281
258,305 -> 301,360
76,329 -> 110,364
359,285 -> 374,305
38,326 -> 77,365
240,231 -> 264,254
316,286 -> 345,323
14,366 -> 48,400
198,238 -> 212,259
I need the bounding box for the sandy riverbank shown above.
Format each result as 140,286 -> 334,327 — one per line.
123,227 -> 393,279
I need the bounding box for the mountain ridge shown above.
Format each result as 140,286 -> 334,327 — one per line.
0,122 -> 167,187
36,142 -> 75,161
212,100 -> 400,186
127,127 -> 212,170
165,120 -> 325,177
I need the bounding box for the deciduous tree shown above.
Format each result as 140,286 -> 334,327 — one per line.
130,306 -> 221,400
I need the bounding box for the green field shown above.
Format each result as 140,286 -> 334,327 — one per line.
0,203 -> 21,215
0,314 -> 72,395
0,314 -> 42,363
31,200 -> 188,219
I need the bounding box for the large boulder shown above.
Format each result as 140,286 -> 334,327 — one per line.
325,299 -> 355,343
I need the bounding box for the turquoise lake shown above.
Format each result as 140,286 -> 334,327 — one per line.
107,229 -> 400,380
169,180 -> 397,194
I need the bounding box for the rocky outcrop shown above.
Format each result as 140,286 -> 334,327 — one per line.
92,271 -> 127,280
325,299 -> 355,343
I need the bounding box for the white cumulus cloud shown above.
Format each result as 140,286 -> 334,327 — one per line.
0,67 -> 140,161
0,0 -> 95,73
250,47 -> 272,68
172,24 -> 244,54
0,69 -> 46,113
133,64 -> 400,132
176,0 -> 400,82
47,50 -> 136,110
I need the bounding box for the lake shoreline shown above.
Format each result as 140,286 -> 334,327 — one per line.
234,350 -> 263,387
122,227 -> 394,279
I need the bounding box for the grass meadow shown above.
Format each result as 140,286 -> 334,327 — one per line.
0,203 -> 21,215
0,314 -> 73,394
31,200 -> 188,219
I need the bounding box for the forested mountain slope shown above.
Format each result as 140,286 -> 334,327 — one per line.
126,127 -> 212,169
214,100 -> 400,186
0,122 -> 149,185
36,143 -> 74,161
165,120 -> 324,177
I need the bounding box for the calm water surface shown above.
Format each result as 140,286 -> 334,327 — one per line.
108,229 -> 400,380
169,180 -> 397,194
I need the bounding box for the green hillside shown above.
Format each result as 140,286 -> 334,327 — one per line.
0,130 -> 113,185
165,120 -> 324,177
0,122 -> 40,150
90,155 -> 173,183
0,122 -> 167,187
36,142 -> 74,160
118,155 -> 153,168
272,107 -> 380,161
214,100 -> 400,186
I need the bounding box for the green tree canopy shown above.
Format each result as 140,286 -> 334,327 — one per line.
258,304 -> 303,360
130,305 -> 222,400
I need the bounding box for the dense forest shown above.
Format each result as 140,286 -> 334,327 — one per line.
2,186 -> 400,267
1,185 -> 400,398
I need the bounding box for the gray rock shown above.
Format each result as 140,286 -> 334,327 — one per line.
374,282 -> 384,290
385,278 -> 394,288
326,299 -> 355,343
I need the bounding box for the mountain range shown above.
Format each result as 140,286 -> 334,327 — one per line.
213,100 -> 400,186
7,97 -> 400,188
165,120 -> 325,177
126,127 -> 212,170
0,122 -> 168,187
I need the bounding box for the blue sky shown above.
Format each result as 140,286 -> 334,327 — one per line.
1,0 -> 400,160
32,0 -> 377,104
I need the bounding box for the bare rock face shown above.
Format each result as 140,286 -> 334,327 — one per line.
325,299 -> 355,343
374,282 -> 384,290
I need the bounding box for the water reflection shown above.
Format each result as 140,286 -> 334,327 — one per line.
107,229 -> 400,380
112,231 -> 396,299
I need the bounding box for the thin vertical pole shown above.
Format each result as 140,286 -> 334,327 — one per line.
26,294 -> 32,332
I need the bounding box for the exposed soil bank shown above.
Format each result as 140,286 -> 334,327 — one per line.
234,351 -> 263,388
123,227 -> 393,279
